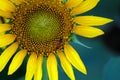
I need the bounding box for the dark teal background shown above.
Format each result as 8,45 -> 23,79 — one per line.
0,0 -> 120,80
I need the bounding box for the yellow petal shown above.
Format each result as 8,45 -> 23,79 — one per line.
0,34 -> 16,47
8,49 -> 27,75
64,43 -> 87,75
11,0 -> 24,4
0,42 -> 18,72
0,32 -> 6,50
71,0 -> 99,15
34,55 -> 43,80
66,0 -> 83,9
0,10 -> 12,18
47,53 -> 58,80
0,32 -> 5,38
74,16 -> 113,26
0,24 -> 11,33
73,26 -> 104,38
0,0 -> 16,12
57,50 -> 75,80
25,53 -> 37,80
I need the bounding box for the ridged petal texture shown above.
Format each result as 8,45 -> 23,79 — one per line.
25,53 -> 37,80
57,50 -> 75,80
73,26 -> 104,38
64,43 -> 87,74
0,34 -> 16,47
0,10 -> 12,18
34,55 -> 43,80
74,16 -> 113,26
71,0 -> 99,15
0,24 -> 11,33
47,54 -> 58,80
0,42 -> 18,72
0,0 -> 16,12
8,49 -> 27,75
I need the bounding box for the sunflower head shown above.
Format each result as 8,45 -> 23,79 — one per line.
11,0 -> 73,55
0,0 -> 113,80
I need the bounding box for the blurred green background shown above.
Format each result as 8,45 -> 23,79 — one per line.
0,0 -> 120,80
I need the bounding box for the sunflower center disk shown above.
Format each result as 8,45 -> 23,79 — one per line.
27,11 -> 61,42
11,1 -> 72,55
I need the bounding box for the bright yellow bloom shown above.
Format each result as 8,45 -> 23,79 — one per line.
0,0 -> 113,80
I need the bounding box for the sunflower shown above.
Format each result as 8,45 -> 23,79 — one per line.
0,0 -> 113,80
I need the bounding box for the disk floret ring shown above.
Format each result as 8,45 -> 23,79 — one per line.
11,1 -> 72,56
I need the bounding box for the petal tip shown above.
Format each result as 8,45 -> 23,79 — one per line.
82,68 -> 87,75
77,63 -> 87,75
107,19 -> 114,23
8,70 -> 12,75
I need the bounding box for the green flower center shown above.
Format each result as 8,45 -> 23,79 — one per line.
27,11 -> 61,42
11,0 -> 72,55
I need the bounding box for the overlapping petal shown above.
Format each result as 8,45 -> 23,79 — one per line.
0,24 -> 11,33
71,0 -> 99,15
74,16 -> 113,26
0,0 -> 16,12
25,53 -> 37,80
0,34 -> 16,47
66,0 -> 83,8
34,55 -> 43,80
0,10 -> 12,18
64,43 -> 87,75
47,53 -> 58,80
0,42 -> 18,72
57,50 -> 75,80
8,49 -> 27,75
73,26 -> 104,38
